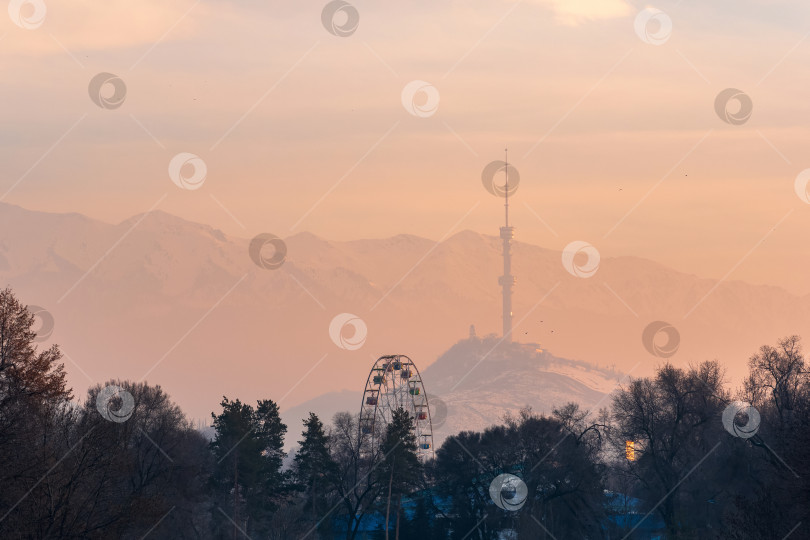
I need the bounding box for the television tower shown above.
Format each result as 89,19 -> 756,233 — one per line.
498,149 -> 515,342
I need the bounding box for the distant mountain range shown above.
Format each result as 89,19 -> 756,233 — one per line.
1,202 -> 807,425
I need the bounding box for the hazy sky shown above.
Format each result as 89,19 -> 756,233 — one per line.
2,0 -> 810,295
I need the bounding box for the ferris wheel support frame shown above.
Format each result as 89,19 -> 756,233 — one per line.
358,354 -> 435,461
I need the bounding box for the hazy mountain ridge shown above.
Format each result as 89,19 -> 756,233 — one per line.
1,201 -> 807,423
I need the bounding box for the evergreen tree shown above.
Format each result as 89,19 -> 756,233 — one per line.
378,408 -> 421,540
210,397 -> 288,538
294,412 -> 338,532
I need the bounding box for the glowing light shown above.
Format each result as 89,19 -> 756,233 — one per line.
625,440 -> 635,461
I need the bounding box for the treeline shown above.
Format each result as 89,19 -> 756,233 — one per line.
1,286 -> 809,539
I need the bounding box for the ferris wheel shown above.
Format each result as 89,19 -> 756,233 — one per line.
359,355 -> 435,461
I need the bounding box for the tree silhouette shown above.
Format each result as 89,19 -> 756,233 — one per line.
210,397 -> 288,538
328,411 -> 386,540
294,412 -> 338,534
0,288 -> 72,537
378,408 -> 421,540
0,287 -> 69,409
610,361 -> 729,538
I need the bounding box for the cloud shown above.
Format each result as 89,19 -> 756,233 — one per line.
1,0 -> 211,55
528,0 -> 633,25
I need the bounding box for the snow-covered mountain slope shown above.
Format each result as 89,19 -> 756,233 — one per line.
281,337 -> 627,450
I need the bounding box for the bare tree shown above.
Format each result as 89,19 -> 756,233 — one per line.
327,411 -> 386,540
610,361 -> 729,538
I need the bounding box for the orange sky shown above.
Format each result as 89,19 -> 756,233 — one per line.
2,0 -> 810,296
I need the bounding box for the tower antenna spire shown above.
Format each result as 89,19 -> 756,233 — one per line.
504,147 -> 509,228
498,148 -> 515,342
